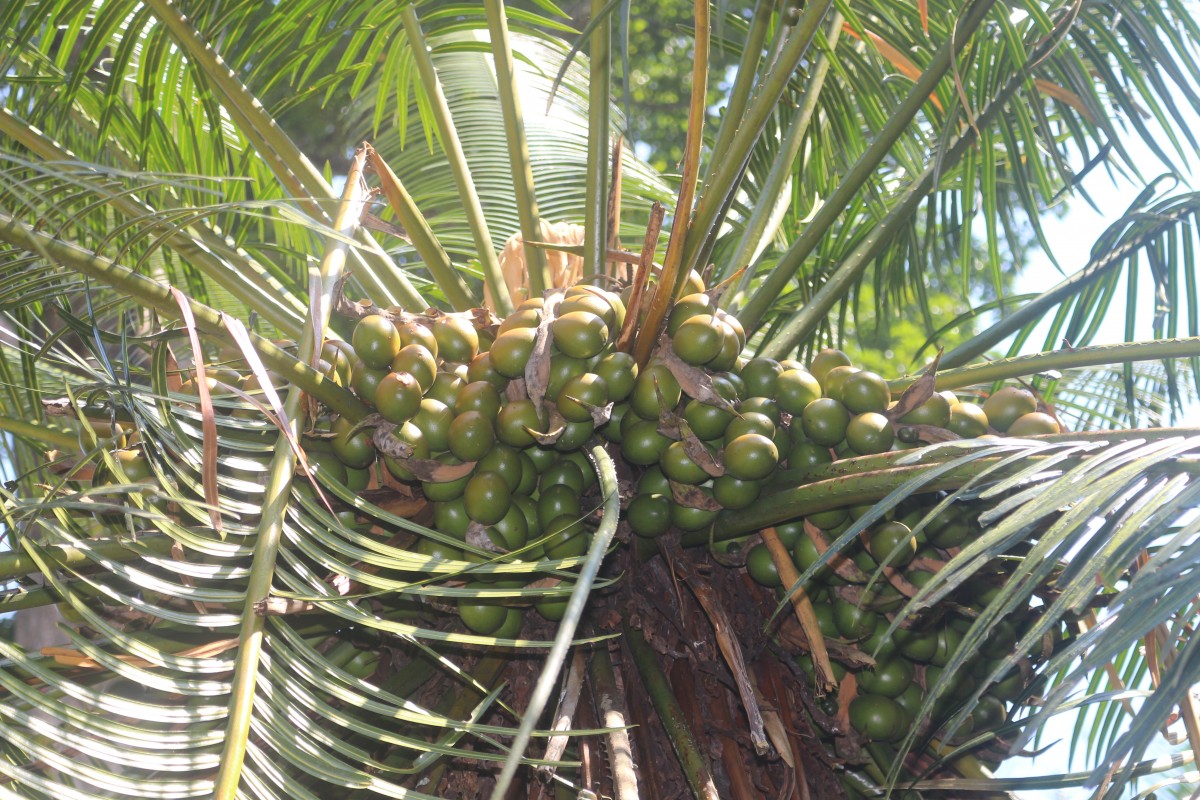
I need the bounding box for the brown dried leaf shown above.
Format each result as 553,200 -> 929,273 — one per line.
896,423 -> 961,445
372,423 -> 413,459
505,377 -> 528,404
255,597 -> 316,616
525,292 -> 562,416
910,556 -> 947,573
828,640 -> 877,670
886,349 -> 942,421
669,480 -> 722,511
777,616 -> 877,670
332,272 -> 377,320
755,688 -> 794,768
587,400 -> 615,427
170,287 -> 221,534
655,405 -> 683,440
368,493 -> 426,518
836,672 -> 858,735
680,422 -> 724,477
466,522 -> 503,553
424,460 -> 478,482
42,398 -> 73,416
527,425 -> 565,446
762,527 -> 836,692
653,336 -> 736,411
702,265 -> 747,305
616,202 -> 665,353
161,342 -> 184,392
359,212 -> 410,241
668,546 -> 770,755
398,458 -> 476,483
882,564 -> 921,598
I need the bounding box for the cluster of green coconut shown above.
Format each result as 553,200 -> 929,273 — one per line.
737,498 -> 1037,747
81,278 -> 1060,749
281,281 -> 1058,746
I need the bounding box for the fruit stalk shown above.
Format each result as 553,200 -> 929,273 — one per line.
623,622 -> 721,800
632,0 -> 709,367
761,526 -> 837,691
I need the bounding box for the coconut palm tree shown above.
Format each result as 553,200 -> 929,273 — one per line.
3,0 -> 1200,798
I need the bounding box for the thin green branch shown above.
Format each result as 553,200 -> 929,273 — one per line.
142,0 -> 426,311
681,427 -> 1200,546
0,212 -> 368,421
0,534 -> 175,582
940,203 -> 1200,368
0,585 -> 62,613
213,147 -> 367,800
365,144 -> 476,311
483,0 -> 550,294
910,752 -> 1194,792
893,337 -> 1200,393
632,0 -> 710,367
0,417 -> 77,450
589,645 -> 640,800
680,0 -> 835,280
757,4 -> 1042,359
623,622 -> 720,800
401,7 -> 511,316
583,0 -> 612,284
722,10 -> 844,287
701,0 -> 775,194
739,0 -> 1000,333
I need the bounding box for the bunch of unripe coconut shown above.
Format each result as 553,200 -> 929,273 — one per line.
284,278 -> 1060,748
78,274 -> 1063,761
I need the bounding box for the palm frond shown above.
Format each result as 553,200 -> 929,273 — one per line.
776,433 -> 1200,797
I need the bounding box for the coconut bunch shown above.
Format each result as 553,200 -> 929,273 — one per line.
71,272 -> 1071,790
298,277 -> 1066,757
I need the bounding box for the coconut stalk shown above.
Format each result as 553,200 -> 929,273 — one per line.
582,0 -> 612,283
624,622 -> 720,800
588,644 -> 640,800
489,445 -> 621,800
723,11 -> 844,288
681,0 -> 836,279
632,0 -> 709,368
0,108 -> 307,338
400,6 -> 512,316
889,337 -> 1200,394
0,212 -> 369,422
142,0 -> 425,310
681,428 -> 1200,547
483,0 -> 550,294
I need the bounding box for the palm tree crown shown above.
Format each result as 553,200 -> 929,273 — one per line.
3,1 -> 1200,797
